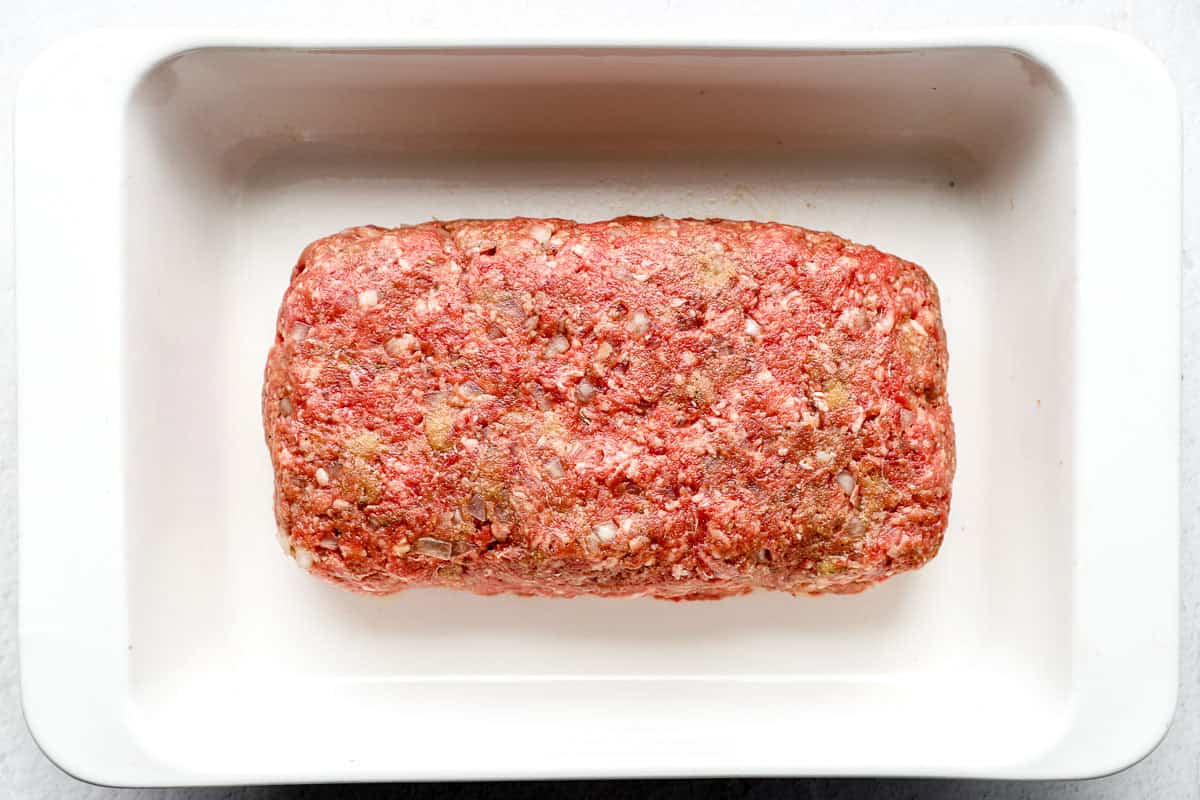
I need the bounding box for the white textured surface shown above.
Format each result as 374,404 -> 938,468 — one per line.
0,1 -> 1195,798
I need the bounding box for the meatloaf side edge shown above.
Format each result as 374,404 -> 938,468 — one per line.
263,216 -> 955,599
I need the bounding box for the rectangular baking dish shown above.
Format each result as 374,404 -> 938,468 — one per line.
17,28 -> 1179,784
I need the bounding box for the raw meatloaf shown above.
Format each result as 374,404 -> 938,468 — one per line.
263,216 -> 954,600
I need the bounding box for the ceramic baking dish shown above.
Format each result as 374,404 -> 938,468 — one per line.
17,28 -> 1179,785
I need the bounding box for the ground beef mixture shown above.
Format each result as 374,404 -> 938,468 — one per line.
263,216 -> 954,599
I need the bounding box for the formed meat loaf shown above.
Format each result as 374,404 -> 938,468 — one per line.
263,216 -> 954,600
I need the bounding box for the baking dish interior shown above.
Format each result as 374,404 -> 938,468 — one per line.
121,46 -> 1076,773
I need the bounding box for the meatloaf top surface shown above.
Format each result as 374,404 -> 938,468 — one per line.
263,216 -> 954,599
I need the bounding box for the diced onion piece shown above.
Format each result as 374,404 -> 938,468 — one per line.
415,537 -> 454,560
593,521 -> 619,542
294,546 -> 314,570
457,380 -> 486,400
575,379 -> 596,402
466,493 -> 488,521
290,322 -> 311,342
357,289 -> 379,309
530,223 -> 554,245
836,470 -> 856,495
875,308 -> 895,334
544,457 -> 565,480
627,310 -> 651,338
546,334 -> 570,356
278,396 -> 294,416
385,334 -> 419,358
744,316 -> 762,337
531,386 -> 552,411
314,467 -> 330,486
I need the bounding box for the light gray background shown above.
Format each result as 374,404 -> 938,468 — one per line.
1,1 -> 1194,797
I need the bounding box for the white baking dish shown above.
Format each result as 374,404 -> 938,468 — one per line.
17,28 -> 1179,785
